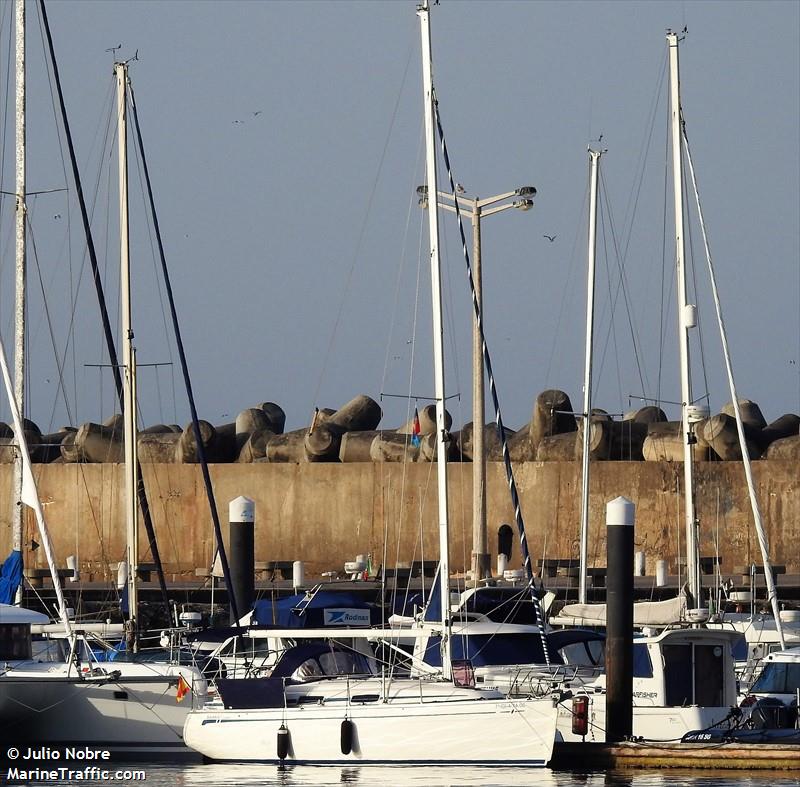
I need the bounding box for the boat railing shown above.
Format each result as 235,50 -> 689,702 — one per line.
498,663 -> 603,697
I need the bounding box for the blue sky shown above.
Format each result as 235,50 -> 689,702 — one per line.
0,0 -> 797,434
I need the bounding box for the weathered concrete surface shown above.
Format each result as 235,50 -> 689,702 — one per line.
1,460 -> 797,581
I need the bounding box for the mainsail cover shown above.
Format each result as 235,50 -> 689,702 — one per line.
555,591 -> 687,627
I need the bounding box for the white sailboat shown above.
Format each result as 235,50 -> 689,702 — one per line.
557,29 -> 785,640
541,34 -> 748,742
182,1 -> 558,765
0,320 -> 207,755
0,49 -> 207,758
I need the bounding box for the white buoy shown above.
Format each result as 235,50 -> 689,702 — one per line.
656,559 -> 668,587
634,551 -> 646,577
292,560 -> 305,590
496,553 -> 508,576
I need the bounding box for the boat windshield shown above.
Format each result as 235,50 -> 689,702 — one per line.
31,637 -> 101,663
750,661 -> 800,694
559,638 -> 605,667
292,649 -> 375,680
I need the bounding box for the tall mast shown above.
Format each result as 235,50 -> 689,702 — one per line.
12,0 -> 26,602
578,147 -> 603,605
116,61 -> 139,643
668,31 -> 701,605
418,0 -> 451,679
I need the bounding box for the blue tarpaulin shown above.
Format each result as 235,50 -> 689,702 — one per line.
252,591 -> 381,628
0,550 -> 23,604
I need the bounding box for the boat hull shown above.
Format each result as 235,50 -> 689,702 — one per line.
556,695 -> 734,743
0,664 -> 205,758
185,679 -> 557,764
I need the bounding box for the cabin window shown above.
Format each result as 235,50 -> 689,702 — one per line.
731,635 -> 748,662
0,624 -> 32,660
632,644 -> 653,678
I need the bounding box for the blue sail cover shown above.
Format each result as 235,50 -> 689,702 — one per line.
0,550 -> 23,604
252,591 -> 381,628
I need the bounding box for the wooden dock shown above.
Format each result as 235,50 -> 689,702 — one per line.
551,740 -> 800,770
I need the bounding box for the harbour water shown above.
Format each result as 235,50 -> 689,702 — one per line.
5,763 -> 797,787
154,764 -> 800,787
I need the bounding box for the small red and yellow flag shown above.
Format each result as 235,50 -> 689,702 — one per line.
176,674 -> 191,703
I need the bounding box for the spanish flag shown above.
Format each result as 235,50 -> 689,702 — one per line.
176,674 -> 191,703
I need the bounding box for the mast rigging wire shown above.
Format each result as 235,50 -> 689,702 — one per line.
38,0 -> 170,618
127,77 -> 241,625
432,100 -> 550,666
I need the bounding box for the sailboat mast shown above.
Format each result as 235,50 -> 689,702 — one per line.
418,0 -> 451,679
12,0 -> 26,600
116,61 -> 139,640
668,31 -> 701,605
578,147 -> 603,605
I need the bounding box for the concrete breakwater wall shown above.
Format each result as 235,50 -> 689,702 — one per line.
2,459 -> 798,581
2,390 -> 799,467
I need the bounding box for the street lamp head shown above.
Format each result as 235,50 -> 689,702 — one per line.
515,186 -> 537,197
513,198 -> 534,211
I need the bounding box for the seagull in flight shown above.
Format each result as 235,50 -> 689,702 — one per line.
543,234 -> 557,242
456,183 -> 466,194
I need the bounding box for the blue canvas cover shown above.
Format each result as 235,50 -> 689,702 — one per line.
0,550 -> 23,604
215,642 -> 374,710
252,591 -> 381,628
420,632 -> 551,668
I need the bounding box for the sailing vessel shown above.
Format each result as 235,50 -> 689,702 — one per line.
182,1 -> 559,765
509,34 -> 748,743
0,324 -> 207,755
556,29 -> 786,641
0,49 -> 207,757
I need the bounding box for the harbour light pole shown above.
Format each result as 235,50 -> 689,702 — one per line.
418,185 -> 535,582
